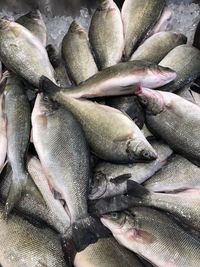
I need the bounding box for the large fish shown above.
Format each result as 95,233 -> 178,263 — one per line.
0,18 -> 55,87
101,207 -> 200,267
158,45 -> 200,92
130,31 -> 187,63
62,21 -> 98,85
0,202 -> 67,267
144,154 -> 200,192
39,61 -> 176,99
32,93 -> 107,252
121,0 -> 165,59
89,0 -> 124,69
74,237 -> 143,267
89,140 -> 172,199
16,9 -> 47,46
135,87 -> 200,165
4,74 -> 31,216
37,87 -> 157,163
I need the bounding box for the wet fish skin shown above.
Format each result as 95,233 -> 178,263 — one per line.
106,95 -> 145,129
16,9 -> 47,46
130,31 -> 187,64
4,74 -> 31,216
74,237 -> 143,267
135,87 -> 200,164
121,0 -> 165,59
144,154 -> 200,192
101,207 -> 200,267
159,44 -> 200,92
37,88 -> 157,163
39,61 -> 176,99
0,203 -> 67,267
89,140 -> 172,199
62,20 -> 98,85
0,18 -> 55,87
89,0 -> 124,69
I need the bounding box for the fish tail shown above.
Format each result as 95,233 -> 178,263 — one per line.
39,76 -> 61,95
5,171 -> 29,217
127,180 -> 150,198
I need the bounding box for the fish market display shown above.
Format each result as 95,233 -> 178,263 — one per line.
0,1 -> 199,266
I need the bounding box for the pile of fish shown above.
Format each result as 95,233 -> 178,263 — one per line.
0,0 -> 200,266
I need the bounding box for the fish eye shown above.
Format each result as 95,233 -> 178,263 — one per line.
43,95 -> 49,101
111,212 -> 120,220
141,98 -> 148,105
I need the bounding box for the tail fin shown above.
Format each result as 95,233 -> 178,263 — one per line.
127,180 -> 150,198
46,44 -> 61,69
39,76 -> 61,95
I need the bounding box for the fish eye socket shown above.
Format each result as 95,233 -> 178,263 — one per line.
111,212 -> 120,220
43,95 -> 49,101
141,98 -> 148,105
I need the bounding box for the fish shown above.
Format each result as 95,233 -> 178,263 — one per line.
46,44 -> 71,87
135,87 -> 200,165
89,0 -> 124,69
89,140 -> 172,199
37,86 -> 157,163
125,181 -> 200,232
121,0 -> 165,59
62,20 -> 98,85
144,154 -> 200,192
16,9 -> 47,46
32,93 -> 107,252
39,61 -> 176,99
193,20 -> 200,50
130,31 -> 187,64
105,95 -> 145,129
4,74 -> 31,216
159,45 -> 200,92
0,202 -> 67,267
101,207 -> 200,267
0,18 -> 55,87
74,237 -> 143,267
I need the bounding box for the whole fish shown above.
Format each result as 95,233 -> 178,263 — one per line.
46,44 -> 71,87
0,203 -> 67,267
62,21 -> 98,85
0,18 -> 55,87
125,181 -> 200,232
135,87 -> 200,165
89,0 -> 124,69
74,237 -> 143,267
4,74 -> 31,216
106,95 -> 145,129
159,45 -> 200,92
121,0 -> 165,59
101,207 -> 200,267
144,154 -> 200,192
32,93 -> 107,252
193,20 -> 200,50
0,88 -> 7,173
16,9 -> 47,46
89,140 -> 172,199
130,32 -> 187,63
39,61 -> 176,99
37,88 -> 157,163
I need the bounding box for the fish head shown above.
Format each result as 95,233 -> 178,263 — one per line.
135,87 -> 165,115
143,63 -> 176,88
89,171 -> 107,200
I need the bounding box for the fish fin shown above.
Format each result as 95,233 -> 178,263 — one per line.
110,173 -> 132,185
5,172 -> 29,217
39,76 -> 61,95
127,180 -> 150,198
127,229 -> 156,244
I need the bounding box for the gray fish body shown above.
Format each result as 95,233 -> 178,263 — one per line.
101,207 -> 200,267
0,19 -> 55,87
89,141 -> 172,199
159,45 -> 200,92
32,94 -> 90,224
74,237 -> 143,267
121,0 -> 165,59
16,9 -> 47,46
0,203 -> 67,267
144,154 -> 200,192
62,21 -> 98,85
89,0 -> 124,69
51,95 -> 157,163
130,31 -> 187,63
106,95 -> 145,129
4,74 -> 31,214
